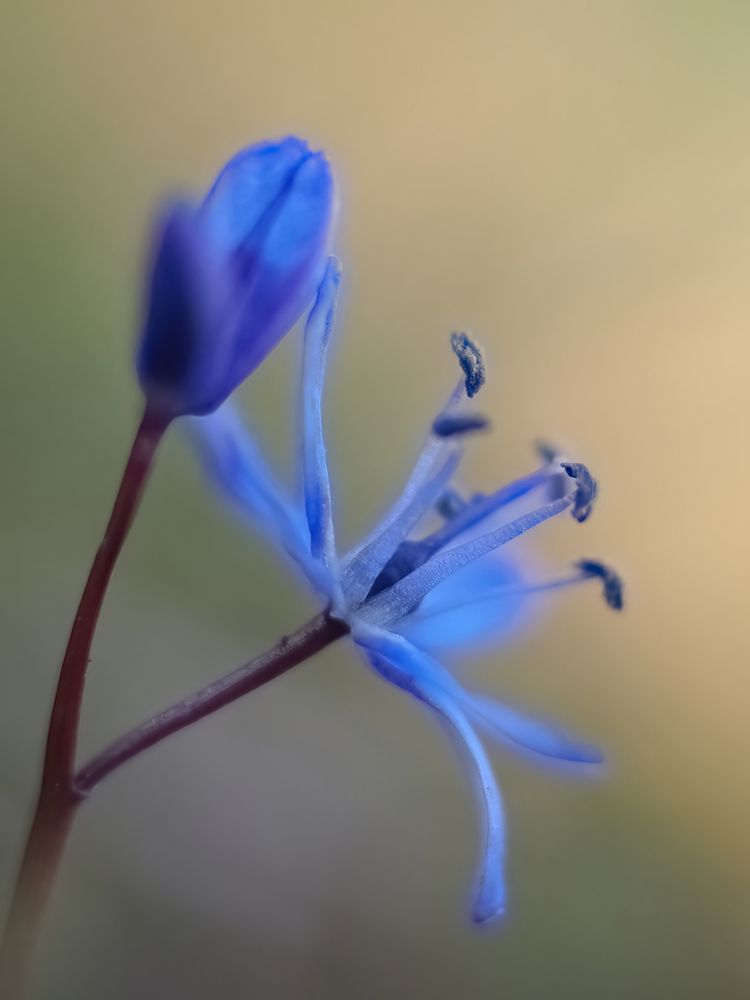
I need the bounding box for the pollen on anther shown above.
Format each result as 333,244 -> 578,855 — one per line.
561,462 -> 598,522
577,559 -> 624,610
450,332 -> 486,398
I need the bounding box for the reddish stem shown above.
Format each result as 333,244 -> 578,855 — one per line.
75,611 -> 348,795
0,406 -> 169,998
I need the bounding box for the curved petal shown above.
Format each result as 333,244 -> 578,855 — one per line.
463,694 -> 604,765
396,553 -> 528,653
355,625 -> 602,767
352,624 -> 506,924
186,402 -> 335,598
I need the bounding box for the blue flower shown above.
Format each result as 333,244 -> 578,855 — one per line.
189,258 -> 623,924
137,137 -> 335,418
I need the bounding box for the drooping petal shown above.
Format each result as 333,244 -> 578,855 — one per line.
396,553 -> 528,653
187,402 -> 335,597
357,625 -> 601,765
462,693 -> 604,765
353,623 -> 506,923
300,257 -> 341,575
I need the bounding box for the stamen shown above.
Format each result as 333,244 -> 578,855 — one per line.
403,569 -> 595,623
435,488 -> 466,519
561,462 -> 597,522
367,538 -> 427,597
341,447 -> 462,606
577,559 -> 624,610
421,466 -> 553,551
432,412 -> 489,438
360,494 -> 572,625
451,332 -> 485,398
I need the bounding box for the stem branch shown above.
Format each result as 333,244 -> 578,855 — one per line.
76,611 -> 348,795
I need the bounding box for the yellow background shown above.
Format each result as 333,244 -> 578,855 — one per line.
1,2 -> 748,997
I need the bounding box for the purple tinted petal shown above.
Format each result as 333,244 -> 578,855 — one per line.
356,625 -> 602,768
396,554 -> 528,652
187,401 -> 335,598
137,202 -> 234,417
353,624 -> 506,923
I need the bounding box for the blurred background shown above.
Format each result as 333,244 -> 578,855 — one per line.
1,2 -> 748,997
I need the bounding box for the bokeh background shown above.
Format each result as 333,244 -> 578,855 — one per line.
1,2 -> 748,997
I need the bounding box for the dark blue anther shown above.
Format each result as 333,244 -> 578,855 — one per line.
432,412 -> 489,438
435,488 -> 467,519
561,462 -> 598,522
577,559 -> 624,610
450,332 -> 485,398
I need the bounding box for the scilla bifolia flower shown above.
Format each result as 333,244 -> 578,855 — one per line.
137,136 -> 334,419
0,137 -> 335,998
190,258 -> 623,924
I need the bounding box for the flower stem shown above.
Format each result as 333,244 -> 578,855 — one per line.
0,405 -> 169,998
75,611 -> 349,795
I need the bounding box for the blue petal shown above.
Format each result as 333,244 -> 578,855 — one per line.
138,138 -> 335,418
462,693 -> 604,765
356,625 -> 601,766
224,152 -> 335,391
137,202 -> 234,417
186,401 -> 335,597
396,553 -> 528,652
300,258 -> 341,575
201,138 -> 309,247
203,138 -> 335,391
352,624 -> 506,923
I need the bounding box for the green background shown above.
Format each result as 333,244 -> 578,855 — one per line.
1,2 -> 748,997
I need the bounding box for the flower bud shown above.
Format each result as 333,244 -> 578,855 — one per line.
137,136 -> 334,417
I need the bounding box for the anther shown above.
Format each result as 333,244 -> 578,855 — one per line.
577,559 -> 624,610
432,412 -> 489,438
435,488 -> 467,519
561,462 -> 598,522
450,332 -> 486,398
